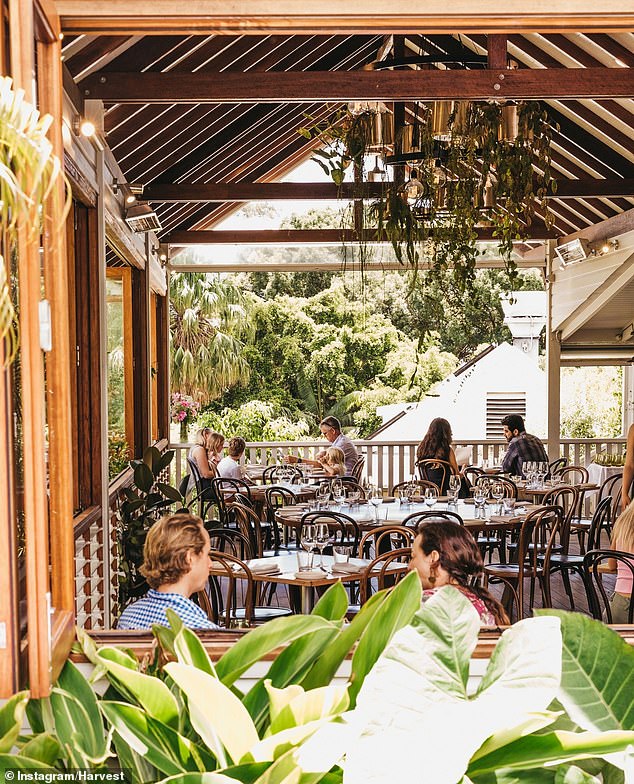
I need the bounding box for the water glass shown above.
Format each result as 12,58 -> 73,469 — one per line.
347,488 -> 361,510
473,487 -> 487,519
368,486 -> 384,523
333,546 -> 351,564
314,523 -> 331,568
448,474 -> 461,504
296,549 -> 313,571
502,497 -> 516,516
491,481 -> 504,513
300,524 -> 317,557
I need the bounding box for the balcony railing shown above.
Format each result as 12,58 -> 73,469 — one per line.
171,437 -> 627,490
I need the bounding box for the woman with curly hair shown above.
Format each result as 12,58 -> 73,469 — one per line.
409,520 -> 509,626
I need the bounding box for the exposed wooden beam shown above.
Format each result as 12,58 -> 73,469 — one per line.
81,68 -> 634,103
165,226 -> 557,245
145,179 -> 634,203
56,2 -> 634,36
486,34 -> 507,69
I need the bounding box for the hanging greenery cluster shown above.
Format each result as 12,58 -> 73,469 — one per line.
300,100 -> 556,293
0,76 -> 70,362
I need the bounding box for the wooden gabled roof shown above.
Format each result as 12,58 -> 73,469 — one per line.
61,29 -> 634,244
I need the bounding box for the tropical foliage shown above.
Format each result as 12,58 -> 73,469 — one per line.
170,271 -> 253,406
3,587 -> 634,783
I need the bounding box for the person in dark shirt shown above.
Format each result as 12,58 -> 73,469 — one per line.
501,414 -> 548,478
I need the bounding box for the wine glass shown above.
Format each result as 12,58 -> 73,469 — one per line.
424,487 -> 438,509
299,524 -> 316,568
368,486 -> 383,523
331,478 -> 344,508
347,487 -> 360,510
448,475 -> 461,505
491,481 -> 504,514
313,523 -> 332,569
473,485 -> 487,519
316,481 -> 330,509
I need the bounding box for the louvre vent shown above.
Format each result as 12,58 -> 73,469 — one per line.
486,394 -> 526,439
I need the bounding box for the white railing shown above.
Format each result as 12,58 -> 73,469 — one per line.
171,437 -> 627,491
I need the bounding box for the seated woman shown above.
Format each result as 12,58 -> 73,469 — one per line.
608,503 -> 634,623
318,446 -> 346,477
118,513 -> 218,630
416,417 -> 460,494
206,430 -> 225,469
189,427 -> 222,486
409,520 -> 509,626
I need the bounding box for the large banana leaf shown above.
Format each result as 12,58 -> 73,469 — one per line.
16,734 -> 62,766
49,686 -> 111,767
216,616 -> 338,687
536,610 -> 634,733
343,587 -> 562,784
0,692 -> 29,753
310,583 -> 348,621
165,662 -> 259,767
101,701 -> 216,776
166,609 -> 217,677
56,661 -> 109,759
0,754 -> 57,772
348,570 -> 422,705
265,683 -> 349,736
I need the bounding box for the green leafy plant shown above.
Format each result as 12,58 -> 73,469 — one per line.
116,446 -> 187,607
108,430 -> 129,480
4,586 -> 634,783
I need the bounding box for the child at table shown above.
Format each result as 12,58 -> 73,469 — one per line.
318,446 -> 346,477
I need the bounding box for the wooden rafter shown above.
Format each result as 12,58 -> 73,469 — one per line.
82,67 -> 634,102
144,179 -> 634,203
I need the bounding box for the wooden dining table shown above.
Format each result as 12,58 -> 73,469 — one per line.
515,479 -> 598,504
208,553 -> 406,614
274,498 -> 543,534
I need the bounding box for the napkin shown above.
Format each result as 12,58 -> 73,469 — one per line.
293,570 -> 325,580
235,562 -> 281,576
331,562 -> 363,574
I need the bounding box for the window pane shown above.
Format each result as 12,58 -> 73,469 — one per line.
106,276 -> 128,477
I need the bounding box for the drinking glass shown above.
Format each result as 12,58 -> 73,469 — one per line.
368,486 -> 384,523
299,524 -> 316,566
313,523 -> 332,569
473,486 -> 487,519
316,481 -> 330,509
347,488 -> 361,510
491,481 -> 504,514
448,475 -> 461,505
424,487 -> 438,509
331,478 -> 345,508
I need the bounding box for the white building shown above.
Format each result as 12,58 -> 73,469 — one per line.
373,341 -> 547,442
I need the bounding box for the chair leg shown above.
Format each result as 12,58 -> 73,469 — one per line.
540,573 -> 553,609
561,568 -> 575,610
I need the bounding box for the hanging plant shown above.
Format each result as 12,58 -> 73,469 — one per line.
0,76 -> 70,363
299,98 -> 556,294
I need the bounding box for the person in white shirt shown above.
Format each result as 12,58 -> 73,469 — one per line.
216,436 -> 254,484
285,416 -> 359,474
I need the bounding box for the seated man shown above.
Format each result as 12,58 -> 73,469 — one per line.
216,436 -> 254,484
285,416 -> 359,474
118,513 -> 218,630
501,414 -> 548,478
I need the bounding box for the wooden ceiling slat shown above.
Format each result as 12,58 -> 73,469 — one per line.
585,33 -> 634,67
65,34 -> 134,76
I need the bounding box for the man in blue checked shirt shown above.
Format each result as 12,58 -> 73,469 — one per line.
118,513 -> 219,630
501,414 -> 548,479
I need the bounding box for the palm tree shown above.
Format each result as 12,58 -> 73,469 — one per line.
170,272 -> 253,405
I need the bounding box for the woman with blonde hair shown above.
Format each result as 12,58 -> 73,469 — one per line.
608,503 -> 634,622
318,446 -> 346,477
188,427 -> 223,482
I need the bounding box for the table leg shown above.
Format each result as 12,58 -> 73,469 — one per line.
301,585 -> 313,614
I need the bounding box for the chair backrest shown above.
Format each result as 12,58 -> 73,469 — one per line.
202,550 -> 255,627
233,492 -> 255,510
515,505 -> 563,578
586,495 -> 613,553
210,476 -> 252,523
392,479 -> 438,498
186,457 -> 214,518
541,485 -> 580,550
474,475 -> 517,499
340,477 -> 366,498
548,457 -> 568,475
461,465 -> 484,488
416,458 -> 454,492
351,456 -> 365,482
599,472 -> 623,509
265,485 -> 297,512
208,527 -> 253,560
300,510 -> 361,552
358,526 -> 415,559
558,465 -> 589,484
583,548 -> 634,623
262,464 -> 303,484
359,548 -> 411,605
229,503 -> 266,558
402,509 -> 464,528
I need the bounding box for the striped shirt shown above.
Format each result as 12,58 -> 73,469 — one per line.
117,589 -> 218,630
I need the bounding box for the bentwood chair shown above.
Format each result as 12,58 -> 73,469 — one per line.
416,459 -> 455,493
548,457 -> 568,476
484,505 -> 563,622
545,496 -> 612,611
262,464 -> 303,484
583,548 -> 634,623
186,457 -> 216,520
200,550 -> 292,628
264,485 -> 298,553
351,456 -> 366,482
210,477 -> 252,525
357,526 -> 415,559
402,510 -> 464,528
299,510 -> 361,554
571,472 -> 621,553
359,548 -> 412,605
